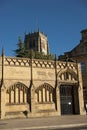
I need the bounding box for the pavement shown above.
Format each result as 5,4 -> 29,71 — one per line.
0,115 -> 87,130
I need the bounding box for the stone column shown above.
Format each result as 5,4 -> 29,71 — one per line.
1,48 -> 6,119
29,55 -> 36,116
1,86 -> 6,119
30,85 -> 35,116
78,63 -> 86,115
56,84 -> 61,115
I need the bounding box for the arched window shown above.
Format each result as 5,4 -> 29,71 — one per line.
35,83 -> 54,103
6,82 -> 28,104
58,69 -> 77,81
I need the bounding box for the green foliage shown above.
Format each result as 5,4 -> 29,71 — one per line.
22,50 -> 55,60
14,36 -> 25,57
14,36 -> 55,60
34,51 -> 55,60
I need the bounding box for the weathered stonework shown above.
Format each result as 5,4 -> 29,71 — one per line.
24,31 -> 49,55
0,55 -> 86,119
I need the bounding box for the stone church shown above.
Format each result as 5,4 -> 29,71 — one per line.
0,30 -> 86,119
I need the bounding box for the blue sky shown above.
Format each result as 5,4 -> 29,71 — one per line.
0,0 -> 87,56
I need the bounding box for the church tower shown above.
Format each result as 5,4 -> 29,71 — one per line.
24,30 -> 49,55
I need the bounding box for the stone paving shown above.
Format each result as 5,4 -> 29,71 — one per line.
0,115 -> 87,130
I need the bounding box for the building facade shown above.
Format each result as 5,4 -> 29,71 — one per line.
64,29 -> 87,109
0,53 -> 86,119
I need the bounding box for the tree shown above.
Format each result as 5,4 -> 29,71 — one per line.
14,36 -> 25,57
14,36 -> 55,60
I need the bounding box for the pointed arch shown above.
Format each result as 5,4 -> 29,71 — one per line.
57,68 -> 77,81
35,83 -> 54,93
6,82 -> 28,104
35,83 -> 55,103
6,82 -> 28,92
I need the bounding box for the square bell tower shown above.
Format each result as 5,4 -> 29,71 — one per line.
24,29 -> 49,55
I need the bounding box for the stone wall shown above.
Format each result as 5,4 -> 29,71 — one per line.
0,56 -> 86,119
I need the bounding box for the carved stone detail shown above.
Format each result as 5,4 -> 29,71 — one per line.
56,61 -> 77,70
32,59 -> 54,68
35,83 -> 55,103
6,82 -> 28,104
4,57 -> 30,67
57,68 -> 78,84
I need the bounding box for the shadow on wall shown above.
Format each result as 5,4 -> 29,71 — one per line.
23,110 -> 28,118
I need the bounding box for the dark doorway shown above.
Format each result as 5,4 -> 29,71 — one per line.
60,85 -> 74,115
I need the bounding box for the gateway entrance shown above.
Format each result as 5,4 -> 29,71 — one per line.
60,85 -> 74,115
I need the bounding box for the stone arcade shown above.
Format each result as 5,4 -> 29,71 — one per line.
0,52 -> 86,119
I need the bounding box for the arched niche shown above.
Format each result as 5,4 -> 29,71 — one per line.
6,82 -> 28,104
35,83 -> 55,103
